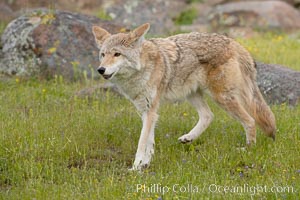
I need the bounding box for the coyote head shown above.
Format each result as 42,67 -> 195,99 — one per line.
92,23 -> 150,80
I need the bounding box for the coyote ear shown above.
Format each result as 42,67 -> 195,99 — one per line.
129,23 -> 150,46
92,26 -> 111,48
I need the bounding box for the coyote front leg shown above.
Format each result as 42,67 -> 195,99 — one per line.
178,92 -> 214,143
132,107 -> 159,171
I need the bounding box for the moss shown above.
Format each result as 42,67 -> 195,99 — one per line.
174,7 -> 198,25
95,9 -> 112,21
0,14 -> 42,77
186,0 -> 204,4
0,21 -> 8,36
29,10 -> 56,25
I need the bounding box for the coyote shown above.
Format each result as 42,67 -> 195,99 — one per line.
92,23 -> 276,170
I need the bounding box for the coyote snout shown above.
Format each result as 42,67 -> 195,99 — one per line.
97,67 -> 114,79
96,67 -> 113,79
97,67 -> 105,75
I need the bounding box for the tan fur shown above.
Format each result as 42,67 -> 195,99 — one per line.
92,23 -> 276,170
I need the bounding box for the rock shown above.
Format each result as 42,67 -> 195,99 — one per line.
209,1 -> 300,32
178,3 -> 212,33
2,0 -> 186,35
0,9 -> 125,80
256,62 -> 300,106
213,0 -> 300,7
2,0 -> 104,16
105,0 -> 186,35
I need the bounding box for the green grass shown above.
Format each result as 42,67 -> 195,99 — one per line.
237,33 -> 300,71
0,21 -> 8,40
94,9 -> 112,21
186,0 -> 204,4
0,34 -> 300,199
174,8 -> 198,25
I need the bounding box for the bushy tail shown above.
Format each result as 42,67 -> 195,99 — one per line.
236,42 -> 276,139
237,51 -> 276,139
250,85 -> 276,140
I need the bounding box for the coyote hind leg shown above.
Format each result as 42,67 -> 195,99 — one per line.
179,92 -> 214,143
213,94 -> 256,144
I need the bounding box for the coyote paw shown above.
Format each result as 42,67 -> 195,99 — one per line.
246,137 -> 256,146
130,156 -> 151,171
130,146 -> 154,171
178,134 -> 194,143
129,162 -> 150,171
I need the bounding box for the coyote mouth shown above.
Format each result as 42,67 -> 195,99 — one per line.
102,73 -> 114,80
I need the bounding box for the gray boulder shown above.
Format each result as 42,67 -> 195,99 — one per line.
105,0 -> 186,35
256,62 -> 300,106
209,1 -> 300,31
0,9 -> 124,80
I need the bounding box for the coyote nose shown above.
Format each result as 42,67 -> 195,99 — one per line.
97,67 -> 106,75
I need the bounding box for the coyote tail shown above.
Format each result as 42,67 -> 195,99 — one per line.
238,49 -> 276,140
250,83 -> 276,139
247,61 -> 276,139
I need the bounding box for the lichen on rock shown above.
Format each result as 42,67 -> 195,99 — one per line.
0,11 -> 43,76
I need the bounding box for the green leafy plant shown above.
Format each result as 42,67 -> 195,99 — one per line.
0,21 -> 7,36
186,0 -> 204,4
95,9 -> 112,21
174,7 -> 198,25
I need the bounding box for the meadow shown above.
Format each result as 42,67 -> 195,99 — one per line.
0,34 -> 299,199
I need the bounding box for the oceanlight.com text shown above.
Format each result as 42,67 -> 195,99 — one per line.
208,184 -> 294,195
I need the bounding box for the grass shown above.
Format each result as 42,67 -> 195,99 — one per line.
186,0 -> 204,4
0,34 -> 300,199
237,33 -> 300,71
0,21 -> 8,40
94,9 -> 112,21
174,8 -> 198,25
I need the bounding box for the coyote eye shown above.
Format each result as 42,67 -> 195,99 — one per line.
114,52 -> 121,57
101,53 -> 105,57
